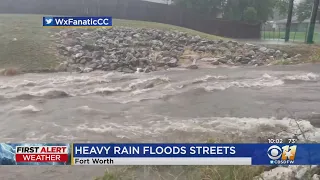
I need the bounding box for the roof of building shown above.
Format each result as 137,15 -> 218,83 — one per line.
275,16 -> 311,24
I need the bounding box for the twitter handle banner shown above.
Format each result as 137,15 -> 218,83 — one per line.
43,17 -> 112,27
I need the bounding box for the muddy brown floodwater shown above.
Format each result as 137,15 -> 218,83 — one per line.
1,64 -> 320,179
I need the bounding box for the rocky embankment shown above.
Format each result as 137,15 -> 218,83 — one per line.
257,165 -> 320,180
55,27 -> 301,73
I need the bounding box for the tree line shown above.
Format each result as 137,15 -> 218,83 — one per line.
172,0 -> 319,23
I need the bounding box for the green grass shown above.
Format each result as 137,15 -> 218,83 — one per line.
261,31 -> 320,43
0,14 -> 63,71
271,59 -> 294,65
95,138 -> 266,180
308,48 -> 320,63
0,14 -> 224,72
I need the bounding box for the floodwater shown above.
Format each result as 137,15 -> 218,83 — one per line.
0,64 -> 320,179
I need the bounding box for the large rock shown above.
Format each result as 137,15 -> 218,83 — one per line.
212,60 -> 220,65
62,38 -> 80,46
121,67 -> 135,73
55,62 -> 68,72
246,50 -> 256,57
88,63 -> 98,69
275,50 -> 282,58
167,58 -> 178,67
240,57 -> 252,64
200,57 -> 216,62
255,166 -> 297,180
92,51 -> 104,59
259,47 -> 268,53
313,174 -> 320,180
256,166 -> 320,180
151,40 -> 163,47
266,49 -> 276,55
74,52 -> 84,59
186,64 -> 198,69
82,67 -> 93,73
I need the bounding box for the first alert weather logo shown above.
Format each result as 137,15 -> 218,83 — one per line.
267,145 -> 297,165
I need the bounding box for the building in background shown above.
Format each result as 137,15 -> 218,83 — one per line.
142,0 -> 173,4
275,16 -> 320,32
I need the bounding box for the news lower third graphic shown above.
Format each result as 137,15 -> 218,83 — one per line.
43,17 -> 113,27
1,143 -> 320,165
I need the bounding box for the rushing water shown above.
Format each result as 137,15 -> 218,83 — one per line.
0,64 -> 320,179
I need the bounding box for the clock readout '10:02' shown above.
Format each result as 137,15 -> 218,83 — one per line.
267,138 -> 297,143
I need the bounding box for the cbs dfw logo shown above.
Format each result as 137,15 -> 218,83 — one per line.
267,145 -> 297,165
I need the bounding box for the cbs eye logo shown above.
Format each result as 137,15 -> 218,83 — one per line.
267,145 -> 297,161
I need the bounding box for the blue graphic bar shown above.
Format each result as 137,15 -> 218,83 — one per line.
72,143 -> 320,165
42,17 -> 112,27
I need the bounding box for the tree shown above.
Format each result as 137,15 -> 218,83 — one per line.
243,6 -> 258,22
285,0 -> 294,42
296,0 -> 320,23
306,0 -> 320,43
173,0 -> 287,23
275,0 -> 291,16
296,0 -> 314,22
222,0 -> 249,21
222,0 -> 278,23
173,0 -> 225,17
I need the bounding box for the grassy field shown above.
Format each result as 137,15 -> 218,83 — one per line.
92,139 -> 268,180
94,165 -> 266,180
93,139 -> 267,180
0,14 -> 63,72
114,19 -> 225,40
0,14 -> 224,72
261,31 -> 320,43
261,43 -> 320,65
1,14 -> 318,73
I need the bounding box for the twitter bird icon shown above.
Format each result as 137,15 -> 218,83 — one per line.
43,17 -> 54,26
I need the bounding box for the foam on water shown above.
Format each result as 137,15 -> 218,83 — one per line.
71,115 -> 320,142
283,73 -> 319,81
1,70 -> 318,101
192,75 -> 228,84
0,72 -> 117,90
90,87 -> 132,95
10,89 -> 71,99
202,74 -> 285,92
203,85 -> 228,91
128,76 -> 170,89
11,105 -> 42,113
73,106 -> 104,113
262,73 -> 273,79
